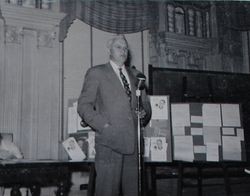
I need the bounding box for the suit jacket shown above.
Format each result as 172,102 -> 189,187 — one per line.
77,63 -> 151,154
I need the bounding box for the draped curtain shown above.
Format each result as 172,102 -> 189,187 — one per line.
60,0 -> 156,34
60,1 -> 250,34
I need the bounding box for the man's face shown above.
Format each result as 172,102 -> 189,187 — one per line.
110,38 -> 128,66
157,140 -> 162,148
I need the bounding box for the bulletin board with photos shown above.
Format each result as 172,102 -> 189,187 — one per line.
148,65 -> 250,160
67,129 -> 96,161
144,95 -> 172,162
171,103 -> 246,162
66,99 -> 96,161
67,97 -> 173,162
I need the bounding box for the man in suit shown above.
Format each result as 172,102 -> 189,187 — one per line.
77,34 -> 151,196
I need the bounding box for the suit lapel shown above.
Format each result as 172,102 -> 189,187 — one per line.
104,63 -> 137,107
104,63 -> 129,99
104,63 -> 123,89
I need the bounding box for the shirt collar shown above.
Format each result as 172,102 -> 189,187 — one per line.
110,60 -> 125,71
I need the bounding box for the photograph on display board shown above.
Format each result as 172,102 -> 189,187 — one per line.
67,99 -> 96,160
144,95 -> 172,162
69,130 -> 96,160
62,137 -> 86,161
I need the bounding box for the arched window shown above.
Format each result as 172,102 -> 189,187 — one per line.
174,7 -> 185,34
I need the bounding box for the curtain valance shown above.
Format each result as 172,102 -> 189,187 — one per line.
61,0 -> 156,34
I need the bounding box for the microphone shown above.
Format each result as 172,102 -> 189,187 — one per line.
136,73 -> 146,90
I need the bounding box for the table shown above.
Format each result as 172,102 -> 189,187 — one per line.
0,159 -> 93,196
4,159 -> 248,196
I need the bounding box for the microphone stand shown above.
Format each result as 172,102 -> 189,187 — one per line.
136,88 -> 144,196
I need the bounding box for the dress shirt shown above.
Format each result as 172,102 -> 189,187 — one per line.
110,60 -> 131,89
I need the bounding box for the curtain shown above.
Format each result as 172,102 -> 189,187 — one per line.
61,0 -> 156,34
60,0 -> 77,24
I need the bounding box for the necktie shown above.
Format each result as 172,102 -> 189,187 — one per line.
119,68 -> 131,102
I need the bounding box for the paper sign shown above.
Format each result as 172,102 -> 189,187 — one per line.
62,137 -> 86,161
150,96 -> 169,120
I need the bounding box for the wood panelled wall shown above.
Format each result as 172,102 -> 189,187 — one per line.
149,1 -> 250,73
0,4 -> 66,159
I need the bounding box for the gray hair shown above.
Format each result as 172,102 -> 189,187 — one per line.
106,34 -> 128,49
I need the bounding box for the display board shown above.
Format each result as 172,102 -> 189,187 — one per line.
68,97 -> 172,162
67,99 -> 95,160
148,65 -> 250,160
68,130 -> 96,160
144,95 -> 172,162
172,103 -> 246,162
67,99 -> 91,134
